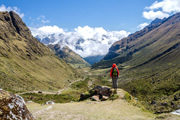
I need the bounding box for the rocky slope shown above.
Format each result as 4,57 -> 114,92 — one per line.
48,44 -> 90,68
0,11 -> 78,91
93,12 -> 180,113
0,89 -> 34,120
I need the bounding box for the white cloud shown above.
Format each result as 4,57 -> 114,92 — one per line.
0,4 -> 24,18
30,25 -> 64,38
137,22 -> 149,29
143,10 -> 169,20
143,0 -> 180,20
31,26 -> 130,58
146,0 -> 180,13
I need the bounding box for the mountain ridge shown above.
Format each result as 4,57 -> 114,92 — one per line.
92,12 -> 180,113
92,13 -> 180,68
48,44 -> 90,68
0,11 -> 78,91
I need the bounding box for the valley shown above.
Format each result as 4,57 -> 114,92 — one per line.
0,9 -> 180,120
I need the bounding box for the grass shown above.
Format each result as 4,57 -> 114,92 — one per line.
124,92 -> 132,102
0,34 -> 79,91
21,93 -> 79,104
118,63 -> 180,113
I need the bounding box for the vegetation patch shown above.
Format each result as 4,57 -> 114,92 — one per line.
109,94 -> 119,101
21,93 -> 79,104
124,92 -> 132,102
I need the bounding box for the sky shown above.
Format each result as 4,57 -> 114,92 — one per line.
0,0 -> 180,57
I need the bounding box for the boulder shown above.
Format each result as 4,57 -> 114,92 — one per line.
0,90 -> 34,120
90,95 -> 100,101
101,96 -> 109,101
93,85 -> 111,97
80,86 -> 113,101
46,101 -> 55,105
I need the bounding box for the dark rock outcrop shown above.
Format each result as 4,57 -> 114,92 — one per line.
80,86 -> 113,101
0,90 -> 34,120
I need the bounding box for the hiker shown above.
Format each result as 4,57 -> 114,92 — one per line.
110,63 -> 119,89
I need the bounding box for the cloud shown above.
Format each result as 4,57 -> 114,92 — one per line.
0,4 -> 24,18
137,22 -> 149,29
143,10 -> 169,20
30,25 -> 64,39
143,0 -> 180,20
146,0 -> 180,13
31,26 -> 130,58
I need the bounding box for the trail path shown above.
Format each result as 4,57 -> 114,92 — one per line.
27,99 -> 156,120
26,89 -> 157,120
18,77 -> 86,95
57,77 -> 85,94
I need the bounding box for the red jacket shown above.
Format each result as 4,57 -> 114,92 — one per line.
110,63 -> 119,77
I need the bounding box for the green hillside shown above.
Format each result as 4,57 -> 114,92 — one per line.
0,11 -> 78,91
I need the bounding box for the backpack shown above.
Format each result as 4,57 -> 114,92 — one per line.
112,67 -> 118,76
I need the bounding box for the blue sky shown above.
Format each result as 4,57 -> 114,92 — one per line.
1,0 -> 161,32
1,0 -> 180,57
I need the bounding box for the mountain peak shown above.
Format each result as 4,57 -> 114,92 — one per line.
150,18 -> 164,25
9,11 -> 32,39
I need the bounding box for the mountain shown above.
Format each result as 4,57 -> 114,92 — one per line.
92,14 -> 178,68
48,44 -> 90,68
32,26 -> 129,65
84,55 -> 104,65
93,13 -> 180,112
0,11 -> 78,91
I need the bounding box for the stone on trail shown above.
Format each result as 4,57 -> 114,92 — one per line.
90,95 -> 100,101
0,90 -> 34,120
101,96 -> 109,101
46,101 -> 55,105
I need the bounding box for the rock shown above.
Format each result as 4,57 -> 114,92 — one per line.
171,101 -> 174,105
46,101 -> 55,105
80,86 -> 113,101
0,90 -> 34,120
178,105 -> 180,109
174,95 -> 178,101
80,91 -> 92,101
93,86 -> 111,97
90,95 -> 100,101
161,102 -> 168,106
151,100 -> 157,105
26,101 -> 34,104
38,91 -> 42,94
101,96 -> 109,101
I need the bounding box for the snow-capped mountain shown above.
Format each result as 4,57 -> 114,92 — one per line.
31,26 -> 130,64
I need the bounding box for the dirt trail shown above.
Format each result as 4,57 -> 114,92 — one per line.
18,78 -> 86,95
57,78 -> 85,94
27,99 -> 156,120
